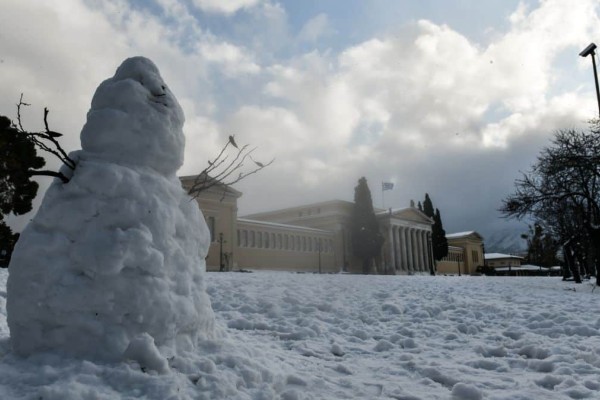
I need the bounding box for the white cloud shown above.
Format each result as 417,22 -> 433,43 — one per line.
198,40 -> 261,75
191,0 -> 262,15
298,14 -> 333,43
4,0 -> 600,238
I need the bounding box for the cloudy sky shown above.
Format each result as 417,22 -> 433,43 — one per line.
3,0 -> 600,241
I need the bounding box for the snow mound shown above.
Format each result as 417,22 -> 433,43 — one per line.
7,57 -> 214,362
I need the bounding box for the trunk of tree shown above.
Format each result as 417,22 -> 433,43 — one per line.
590,228 -> 600,286
362,258 -> 370,275
564,243 -> 582,283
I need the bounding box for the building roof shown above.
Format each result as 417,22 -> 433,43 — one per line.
446,231 -> 484,241
447,231 -> 475,239
241,199 -> 353,220
237,218 -> 333,234
376,207 -> 433,224
495,265 -> 551,271
485,253 -> 524,260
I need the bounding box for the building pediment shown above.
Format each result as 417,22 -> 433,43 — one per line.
446,231 -> 484,242
377,207 -> 433,225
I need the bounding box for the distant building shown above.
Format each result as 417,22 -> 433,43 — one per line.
437,231 -> 485,275
484,253 -> 524,273
180,175 -> 436,274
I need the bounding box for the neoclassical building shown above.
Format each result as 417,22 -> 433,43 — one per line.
436,231 -> 485,275
181,175 -> 436,274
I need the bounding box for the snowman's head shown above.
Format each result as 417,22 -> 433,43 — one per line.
80,57 -> 185,175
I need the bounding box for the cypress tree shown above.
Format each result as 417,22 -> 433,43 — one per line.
350,177 -> 384,274
422,193 -> 434,218
432,208 -> 449,261
417,201 -> 423,211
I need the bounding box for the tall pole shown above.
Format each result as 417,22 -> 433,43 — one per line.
318,238 -> 322,274
591,53 -> 600,118
579,43 -> 600,118
219,232 -> 224,272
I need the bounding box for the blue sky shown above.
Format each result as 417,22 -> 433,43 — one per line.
2,0 -> 600,243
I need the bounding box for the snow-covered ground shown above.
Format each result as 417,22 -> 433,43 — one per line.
1,269 -> 600,399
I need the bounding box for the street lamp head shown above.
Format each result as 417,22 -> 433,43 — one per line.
580,42 -> 597,57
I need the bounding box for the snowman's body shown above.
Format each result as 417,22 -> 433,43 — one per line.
7,57 -> 214,363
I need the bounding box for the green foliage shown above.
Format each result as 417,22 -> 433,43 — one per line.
350,177 -> 384,274
432,208 -> 448,261
0,221 -> 19,268
422,193 -> 434,218
420,193 -> 447,263
0,115 -> 45,219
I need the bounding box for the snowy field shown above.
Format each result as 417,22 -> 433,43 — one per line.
1,269 -> 600,399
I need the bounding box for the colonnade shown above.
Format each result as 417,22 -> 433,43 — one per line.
386,225 -> 433,273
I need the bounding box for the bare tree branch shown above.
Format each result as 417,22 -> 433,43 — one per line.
187,135 -> 273,200
14,95 -> 75,183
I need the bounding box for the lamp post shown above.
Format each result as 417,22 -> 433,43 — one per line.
318,238 -> 322,274
579,43 -> 600,118
219,232 -> 225,272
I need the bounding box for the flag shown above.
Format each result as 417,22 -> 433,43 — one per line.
382,182 -> 394,191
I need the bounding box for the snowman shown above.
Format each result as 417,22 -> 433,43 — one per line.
7,57 -> 215,372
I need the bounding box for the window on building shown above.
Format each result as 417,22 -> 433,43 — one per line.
242,230 -> 248,247
257,232 -> 262,248
308,237 -> 313,252
302,237 -> 306,251
284,235 -> 289,250
264,232 -> 270,249
237,230 -> 240,247
472,250 -> 479,263
250,231 -> 255,247
277,234 -> 282,249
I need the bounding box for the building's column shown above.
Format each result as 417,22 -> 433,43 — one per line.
427,231 -> 435,274
398,226 -> 407,271
410,229 -> 417,272
388,225 -> 395,274
412,229 -> 421,272
405,228 -> 412,272
414,230 -> 421,272
394,226 -> 401,271
394,226 -> 400,272
417,230 -> 424,272
421,230 -> 427,272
